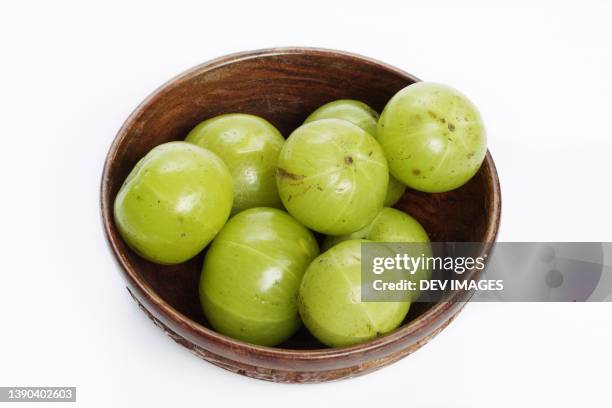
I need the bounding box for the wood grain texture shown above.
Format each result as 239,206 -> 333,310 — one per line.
101,47 -> 501,383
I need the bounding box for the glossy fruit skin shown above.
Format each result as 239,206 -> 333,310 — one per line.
298,239 -> 410,347
276,119 -> 388,235
321,207 -> 430,251
304,99 -> 379,136
113,142 -> 233,265
304,100 -> 406,207
199,208 -> 319,346
185,114 -> 285,214
377,82 -> 487,193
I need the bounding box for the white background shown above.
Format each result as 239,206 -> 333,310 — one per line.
1,0 -> 611,407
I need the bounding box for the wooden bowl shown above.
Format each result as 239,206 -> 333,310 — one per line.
101,47 -> 501,383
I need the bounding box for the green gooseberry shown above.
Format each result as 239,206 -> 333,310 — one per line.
321,207 -> 430,251
186,114 -> 285,214
298,239 -> 410,347
377,82 -> 487,193
322,207 -> 432,300
113,141 -> 233,265
384,176 -> 406,206
276,119 -> 388,235
304,99 -> 379,137
199,207 -> 319,346
304,99 -> 406,206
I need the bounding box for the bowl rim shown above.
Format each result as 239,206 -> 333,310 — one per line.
101,46 -> 501,361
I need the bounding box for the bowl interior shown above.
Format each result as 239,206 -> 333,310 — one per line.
103,49 -> 494,350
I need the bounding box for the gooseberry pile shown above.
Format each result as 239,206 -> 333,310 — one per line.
114,82 -> 487,347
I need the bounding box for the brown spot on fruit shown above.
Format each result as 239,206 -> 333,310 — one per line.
345,156 -> 354,165
448,123 -> 456,132
412,169 -> 421,176
428,110 -> 448,125
467,152 -> 475,159
277,167 -> 303,180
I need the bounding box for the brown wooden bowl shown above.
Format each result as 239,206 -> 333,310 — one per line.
101,47 -> 501,383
